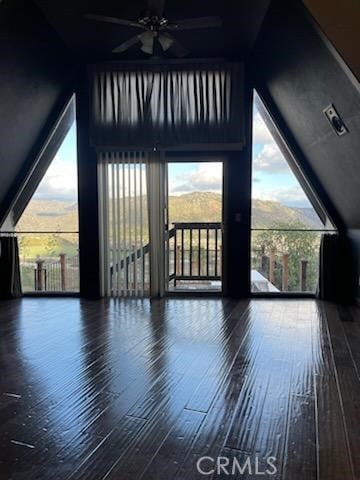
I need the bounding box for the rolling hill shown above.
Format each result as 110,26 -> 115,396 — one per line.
17,200 -> 79,231
169,193 -> 323,228
16,193 -> 323,232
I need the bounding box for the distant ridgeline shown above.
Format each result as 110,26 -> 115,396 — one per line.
16,193 -> 322,232
17,200 -> 79,232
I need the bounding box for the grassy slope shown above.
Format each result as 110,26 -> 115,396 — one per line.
17,200 -> 78,231
16,194 -> 322,258
17,201 -> 79,259
169,192 -> 322,228
17,194 -> 323,232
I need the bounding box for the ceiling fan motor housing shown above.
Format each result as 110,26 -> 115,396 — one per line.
138,15 -> 169,30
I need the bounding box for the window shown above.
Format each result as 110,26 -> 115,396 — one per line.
251,91 -> 334,293
16,98 -> 79,293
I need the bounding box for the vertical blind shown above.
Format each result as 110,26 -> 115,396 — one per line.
90,62 -> 244,149
98,152 -> 150,297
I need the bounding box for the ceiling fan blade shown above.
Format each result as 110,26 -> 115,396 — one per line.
158,33 -> 174,51
158,33 -> 188,58
140,31 -> 155,55
112,34 -> 143,53
167,16 -> 222,30
168,39 -> 189,58
85,14 -> 144,29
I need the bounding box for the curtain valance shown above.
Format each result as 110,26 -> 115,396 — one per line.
89,62 -> 244,150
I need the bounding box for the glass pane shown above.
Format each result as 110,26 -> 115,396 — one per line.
16,118 -> 79,293
167,161 -> 223,292
251,92 -> 331,293
101,154 -> 150,297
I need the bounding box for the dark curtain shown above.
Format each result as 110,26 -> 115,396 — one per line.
318,233 -> 354,302
0,236 -> 22,299
90,62 -> 244,149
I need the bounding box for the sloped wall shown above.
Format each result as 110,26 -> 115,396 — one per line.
0,0 -> 74,225
254,0 -> 360,300
349,229 -> 360,299
254,0 -> 360,230
303,0 -> 360,82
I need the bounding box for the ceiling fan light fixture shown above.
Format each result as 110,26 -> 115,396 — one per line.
158,17 -> 168,27
85,2 -> 222,58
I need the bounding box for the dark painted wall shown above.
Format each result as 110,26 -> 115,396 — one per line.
304,0 -> 360,82
254,0 -> 360,230
0,0 -> 74,225
223,76 -> 253,298
253,0 -> 360,300
349,230 -> 360,299
76,70 -> 101,299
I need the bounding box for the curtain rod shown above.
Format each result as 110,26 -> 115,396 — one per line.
89,57 -> 242,66
88,59 -> 243,73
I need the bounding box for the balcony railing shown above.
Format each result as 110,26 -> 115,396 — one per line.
108,222 -> 222,294
16,232 -> 79,293
108,225 -> 329,294
251,228 -> 334,293
168,222 -> 222,289
109,243 -> 150,295
14,227 -> 330,295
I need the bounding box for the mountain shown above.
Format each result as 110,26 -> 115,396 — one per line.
292,207 -> 324,229
252,199 -> 323,228
169,192 -> 222,223
16,193 -> 323,232
169,193 -> 323,228
17,200 -> 78,231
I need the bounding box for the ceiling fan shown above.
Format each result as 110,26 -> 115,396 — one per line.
85,0 -> 222,57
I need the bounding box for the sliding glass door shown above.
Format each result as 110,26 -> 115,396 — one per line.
98,152 -> 150,297
166,159 -> 223,293
98,152 -> 224,297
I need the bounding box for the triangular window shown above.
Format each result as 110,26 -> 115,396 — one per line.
15,98 -> 79,292
251,91 -> 334,293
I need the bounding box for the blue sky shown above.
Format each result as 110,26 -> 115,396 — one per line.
32,103 -> 312,209
168,106 -> 312,208
251,105 -> 311,208
34,123 -> 78,202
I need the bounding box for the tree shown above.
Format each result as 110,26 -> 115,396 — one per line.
18,235 -> 31,261
253,221 -> 319,291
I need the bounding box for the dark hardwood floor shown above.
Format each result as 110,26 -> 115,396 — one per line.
0,298 -> 359,480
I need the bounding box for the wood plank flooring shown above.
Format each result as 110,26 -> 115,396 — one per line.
0,298 -> 359,479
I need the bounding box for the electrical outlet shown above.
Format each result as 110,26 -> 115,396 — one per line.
323,104 -> 348,136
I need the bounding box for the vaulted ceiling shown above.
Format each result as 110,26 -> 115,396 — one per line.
0,0 -> 73,225
1,0 -> 360,237
254,0 -> 360,232
34,0 -> 270,61
303,0 -> 360,82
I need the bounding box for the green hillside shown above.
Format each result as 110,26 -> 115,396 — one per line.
17,201 -> 79,259
251,199 -> 322,228
16,195 -> 323,293
169,192 -> 322,228
16,193 -> 323,234
169,192 -> 222,223
17,200 -> 78,232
